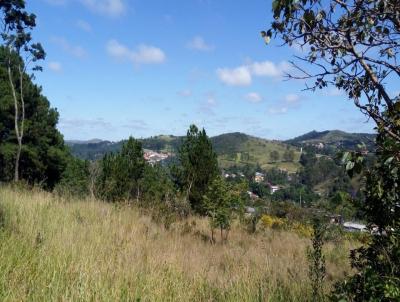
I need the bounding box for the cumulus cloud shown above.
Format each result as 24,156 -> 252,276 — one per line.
216,66 -> 252,86
81,0 -> 126,17
216,60 -> 289,86
250,61 -> 289,77
51,36 -> 87,58
187,36 -> 214,51
76,19 -> 92,32
106,39 -> 166,65
48,61 -> 62,72
244,92 -> 263,103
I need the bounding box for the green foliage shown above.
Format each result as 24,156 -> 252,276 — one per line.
203,176 -> 234,242
269,1 -> 400,299
270,150 -> 280,162
175,124 -> 219,214
332,130 -> 400,301
0,47 -> 68,188
283,149 -> 295,162
96,137 -> 145,202
307,218 -> 327,302
139,164 -> 174,204
55,157 -> 90,198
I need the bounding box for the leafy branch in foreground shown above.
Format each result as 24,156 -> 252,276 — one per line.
267,0 -> 400,300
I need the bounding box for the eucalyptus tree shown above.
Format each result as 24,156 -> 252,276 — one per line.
265,0 -> 399,299
1,0 -> 45,181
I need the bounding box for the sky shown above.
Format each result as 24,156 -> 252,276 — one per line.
26,0 -> 376,141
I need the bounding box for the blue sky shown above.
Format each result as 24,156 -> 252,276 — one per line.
26,0 -> 375,141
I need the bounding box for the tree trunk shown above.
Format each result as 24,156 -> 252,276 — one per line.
7,57 -> 22,183
136,185 -> 140,203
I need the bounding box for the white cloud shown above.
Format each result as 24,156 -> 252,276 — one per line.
51,36 -> 87,58
48,61 -> 62,72
216,60 -> 289,86
132,45 -> 166,64
216,66 -> 252,86
76,19 -> 92,32
81,0 -> 126,17
250,61 -> 289,77
244,92 -> 263,103
187,36 -> 214,51
106,39 -> 166,65
178,89 -> 192,97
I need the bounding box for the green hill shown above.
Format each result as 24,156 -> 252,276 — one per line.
210,133 -> 301,172
67,130 -> 375,173
286,130 -> 376,153
67,132 -> 301,172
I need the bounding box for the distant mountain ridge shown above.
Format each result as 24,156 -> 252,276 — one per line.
66,130 -> 375,172
285,130 -> 376,152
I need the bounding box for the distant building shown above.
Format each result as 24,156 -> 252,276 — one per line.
143,150 -> 170,165
247,191 -> 259,200
245,207 -> 256,214
343,222 -> 367,232
269,185 -> 280,194
254,172 -> 264,183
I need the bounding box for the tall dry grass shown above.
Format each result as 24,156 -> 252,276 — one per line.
0,186 -> 352,301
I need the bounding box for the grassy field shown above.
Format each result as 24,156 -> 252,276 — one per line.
0,187 -> 352,301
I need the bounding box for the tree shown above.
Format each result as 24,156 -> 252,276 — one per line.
96,137 -> 145,202
120,137 -> 145,201
0,1 -> 45,182
0,49 -> 68,189
283,149 -> 295,162
267,0 -> 400,300
203,176 -> 234,242
139,163 -> 174,204
269,150 -> 280,162
175,124 -> 219,213
55,157 -> 90,197
307,217 -> 327,302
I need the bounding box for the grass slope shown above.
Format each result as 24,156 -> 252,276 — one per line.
212,133 -> 301,172
0,187 -> 351,301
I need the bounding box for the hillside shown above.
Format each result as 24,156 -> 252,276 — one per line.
286,130 -> 376,153
67,130 -> 376,173
0,187 -> 351,301
67,132 -> 302,172
211,133 -> 301,172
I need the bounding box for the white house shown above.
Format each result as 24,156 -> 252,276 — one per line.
270,185 -> 280,194
343,222 -> 367,232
